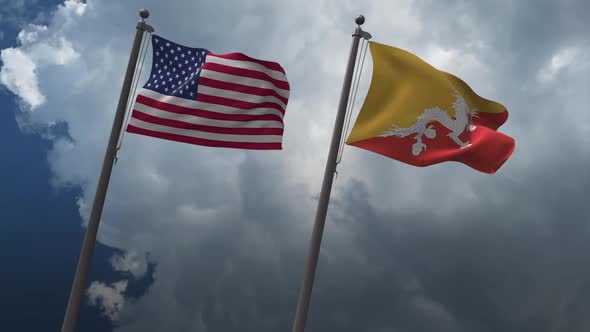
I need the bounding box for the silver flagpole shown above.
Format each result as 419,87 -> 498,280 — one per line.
291,15 -> 368,332
61,9 -> 155,332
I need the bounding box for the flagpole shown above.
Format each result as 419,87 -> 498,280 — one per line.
60,9 -> 154,332
291,15 -> 366,332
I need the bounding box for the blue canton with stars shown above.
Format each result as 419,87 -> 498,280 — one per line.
144,35 -> 209,100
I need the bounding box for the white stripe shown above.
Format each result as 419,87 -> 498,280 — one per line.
137,89 -> 285,120
128,117 -> 283,143
199,69 -> 290,98
197,85 -> 287,110
205,55 -> 288,82
134,102 -> 284,128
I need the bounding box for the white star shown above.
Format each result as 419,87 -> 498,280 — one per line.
170,49 -> 175,54
165,87 -> 169,92
175,74 -> 180,78
191,57 -> 195,61
181,53 -> 185,58
174,56 -> 179,61
160,46 -> 164,51
147,83 -> 151,87
178,80 -> 182,85
167,72 -> 171,76
154,79 -> 158,83
163,65 -> 168,70
158,69 -> 162,73
160,59 -> 164,63
169,77 -> 173,81
152,74 -> 156,78
154,38 -> 159,43
165,53 -> 168,58
155,63 -> 159,67
182,70 -> 186,75
185,60 -> 189,64
178,63 -> 182,68
172,84 -> 176,88
155,84 -> 159,88
190,92 -> 194,96
165,42 -> 170,47
172,68 -> 176,72
177,46 -> 181,51
191,80 -> 195,85
155,51 -> 159,56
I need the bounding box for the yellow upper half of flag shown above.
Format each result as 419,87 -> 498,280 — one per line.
347,41 -> 506,144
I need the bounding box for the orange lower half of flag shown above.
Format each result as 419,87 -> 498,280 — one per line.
348,112 -> 515,174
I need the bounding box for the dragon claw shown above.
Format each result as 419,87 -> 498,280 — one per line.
412,142 -> 427,156
460,142 -> 472,149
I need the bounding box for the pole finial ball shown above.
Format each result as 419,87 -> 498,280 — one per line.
139,9 -> 150,19
355,15 -> 365,25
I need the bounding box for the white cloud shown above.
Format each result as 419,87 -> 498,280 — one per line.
110,251 -> 149,279
537,46 -> 581,83
17,25 -> 48,44
0,47 -> 45,108
0,3 -> 82,111
62,0 -> 86,17
0,33 -> 80,109
87,280 -> 128,321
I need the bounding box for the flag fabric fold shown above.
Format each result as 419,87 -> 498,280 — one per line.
126,35 -> 290,150
346,41 -> 515,174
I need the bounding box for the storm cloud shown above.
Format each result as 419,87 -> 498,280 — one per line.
2,0 -> 590,331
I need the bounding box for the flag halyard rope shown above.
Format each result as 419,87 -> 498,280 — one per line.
115,31 -> 152,164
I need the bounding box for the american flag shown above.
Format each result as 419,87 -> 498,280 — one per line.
126,35 -> 290,150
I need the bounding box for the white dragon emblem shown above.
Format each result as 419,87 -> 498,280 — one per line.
379,91 -> 478,156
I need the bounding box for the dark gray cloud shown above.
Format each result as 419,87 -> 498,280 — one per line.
2,0 -> 590,331
411,0 -> 590,126
306,140 -> 590,332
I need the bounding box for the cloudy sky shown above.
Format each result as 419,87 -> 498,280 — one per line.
1,0 -> 590,331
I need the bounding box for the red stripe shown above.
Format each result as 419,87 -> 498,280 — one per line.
136,94 -> 284,123
208,53 -> 286,74
131,110 -> 284,136
202,63 -> 290,91
126,124 -> 282,150
196,93 -> 285,115
199,77 -> 289,105
348,122 -> 515,174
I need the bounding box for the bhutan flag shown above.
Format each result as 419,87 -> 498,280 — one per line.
346,42 -> 515,174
